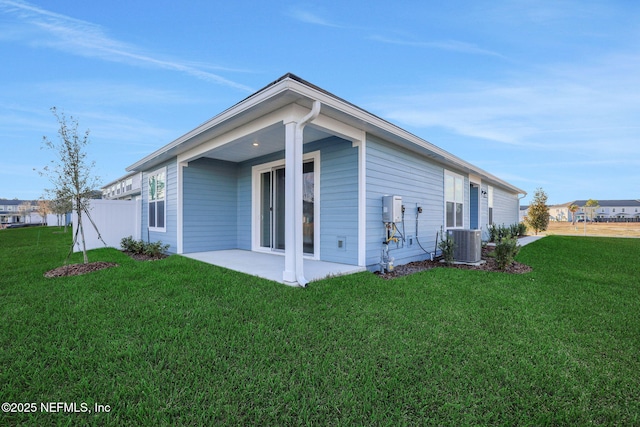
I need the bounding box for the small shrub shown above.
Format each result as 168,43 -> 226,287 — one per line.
509,223 -> 520,238
488,223 -> 527,242
120,236 -> 169,257
489,224 -> 508,242
488,224 -> 498,243
517,222 -> 527,237
144,241 -> 170,258
120,236 -> 139,253
494,236 -> 520,270
438,227 -> 456,266
500,225 -> 509,241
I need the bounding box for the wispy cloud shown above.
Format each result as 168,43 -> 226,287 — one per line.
0,0 -> 254,92
369,35 -> 505,58
369,56 -> 640,155
288,8 -> 341,28
288,6 -> 503,57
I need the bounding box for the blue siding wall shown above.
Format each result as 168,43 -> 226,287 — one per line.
236,162 -> 253,250
474,182 -> 522,240
141,159 -> 178,253
365,136 -> 445,270
138,138 -> 519,265
183,158 -> 238,252
308,137 -> 358,265
492,186 -> 520,226
364,136 -> 523,271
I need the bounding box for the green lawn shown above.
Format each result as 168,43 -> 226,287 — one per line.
1,227 -> 639,426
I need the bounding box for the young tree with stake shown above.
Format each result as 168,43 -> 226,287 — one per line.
40,107 -> 101,264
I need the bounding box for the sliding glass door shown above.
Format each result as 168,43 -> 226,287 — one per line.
259,161 -> 314,254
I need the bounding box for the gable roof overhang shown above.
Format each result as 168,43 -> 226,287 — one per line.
127,73 -> 526,195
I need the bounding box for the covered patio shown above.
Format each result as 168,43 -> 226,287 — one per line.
181,249 -> 366,285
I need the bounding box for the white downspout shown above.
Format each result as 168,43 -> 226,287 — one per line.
518,192 -> 527,223
293,100 -> 321,287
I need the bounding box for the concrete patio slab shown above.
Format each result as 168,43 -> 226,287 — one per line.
181,249 -> 366,285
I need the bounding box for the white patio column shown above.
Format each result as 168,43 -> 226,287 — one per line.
283,120 -> 298,284
282,101 -> 321,287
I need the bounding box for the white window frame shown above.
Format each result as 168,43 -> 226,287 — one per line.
148,167 -> 167,232
444,170 -> 465,229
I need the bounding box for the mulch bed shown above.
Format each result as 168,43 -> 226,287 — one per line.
43,251 -> 168,278
377,247 -> 532,279
44,262 -> 119,278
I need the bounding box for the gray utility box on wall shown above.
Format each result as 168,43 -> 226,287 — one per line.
447,229 -> 482,263
382,195 -> 403,223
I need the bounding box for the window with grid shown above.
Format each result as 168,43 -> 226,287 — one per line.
148,168 -> 166,231
445,170 -> 464,228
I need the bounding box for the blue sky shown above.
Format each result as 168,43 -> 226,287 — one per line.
1,0 -> 638,205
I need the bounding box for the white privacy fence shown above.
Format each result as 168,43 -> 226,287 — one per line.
27,213 -> 60,225
72,199 -> 141,252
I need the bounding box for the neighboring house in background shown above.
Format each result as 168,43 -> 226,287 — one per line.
0,200 -> 37,224
571,200 -> 640,222
101,172 -> 142,200
548,202 -> 571,222
125,73 -> 526,285
546,200 -> 640,222
519,205 -> 529,223
0,199 -> 61,226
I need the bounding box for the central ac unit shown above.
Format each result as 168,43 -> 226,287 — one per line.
447,229 -> 481,263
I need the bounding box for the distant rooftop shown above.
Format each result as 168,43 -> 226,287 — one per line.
547,200 -> 640,208
569,200 -> 640,207
0,199 -> 38,206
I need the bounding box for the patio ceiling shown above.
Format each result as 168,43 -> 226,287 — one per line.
197,122 -> 334,163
